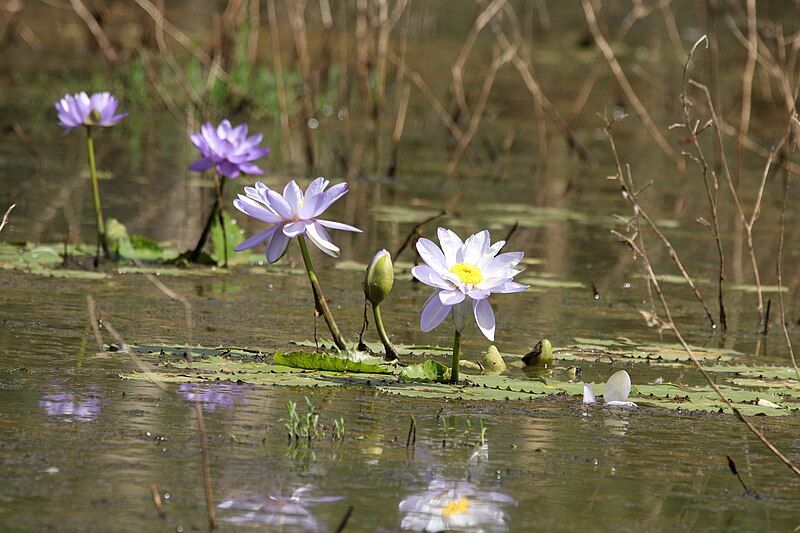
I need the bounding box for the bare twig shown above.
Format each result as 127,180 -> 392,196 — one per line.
149,484 -> 167,519
394,211 -> 446,259
69,0 -> 117,61
0,203 -> 14,235
581,0 -> 684,173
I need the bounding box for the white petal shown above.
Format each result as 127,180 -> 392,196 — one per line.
316,219 -> 362,232
605,401 -> 638,408
488,281 -> 528,294
472,298 -> 496,341
416,238 -> 447,270
306,222 -> 340,257
420,291 -> 451,332
411,265 -> 452,290
437,228 -> 463,267
603,370 -> 632,403
461,230 -> 489,264
484,252 -> 524,275
583,383 -> 596,404
439,289 -> 465,306
266,228 -> 290,263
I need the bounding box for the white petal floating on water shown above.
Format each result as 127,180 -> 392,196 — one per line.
582,383 -> 596,404
604,400 -> 638,409
603,370 -> 632,403
757,398 -> 781,409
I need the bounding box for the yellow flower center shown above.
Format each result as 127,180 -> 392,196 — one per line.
451,263 -> 483,286
442,497 -> 471,517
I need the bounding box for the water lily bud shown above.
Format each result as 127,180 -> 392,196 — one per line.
363,249 -> 394,305
521,339 -> 553,366
481,345 -> 507,374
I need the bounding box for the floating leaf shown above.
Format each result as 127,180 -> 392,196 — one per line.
274,351 -> 392,374
400,360 -> 449,382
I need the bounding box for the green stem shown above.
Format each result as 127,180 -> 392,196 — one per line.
372,304 -> 398,361
450,329 -> 462,384
190,177 -> 226,262
85,126 -> 109,258
297,235 -> 348,350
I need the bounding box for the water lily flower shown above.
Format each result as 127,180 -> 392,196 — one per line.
234,178 -> 360,350
583,370 -> 638,408
40,391 -> 101,422
233,178 -> 361,262
399,479 -> 515,532
178,383 -> 249,412
189,120 -> 271,179
55,92 -> 127,131
411,228 -> 527,382
55,92 -> 126,259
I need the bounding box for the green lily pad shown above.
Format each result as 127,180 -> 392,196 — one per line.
400,360 -> 449,382
274,351 -> 393,374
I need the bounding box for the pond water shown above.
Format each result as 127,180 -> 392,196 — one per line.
2,1 -> 800,531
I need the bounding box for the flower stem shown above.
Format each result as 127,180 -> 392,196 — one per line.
372,304 -> 398,361
297,235 -> 348,350
85,126 -> 109,259
190,177 -> 226,263
450,329 -> 462,384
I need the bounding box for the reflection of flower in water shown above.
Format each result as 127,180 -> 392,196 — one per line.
39,392 -> 101,422
217,486 -> 342,530
177,383 -> 249,412
399,479 -> 515,532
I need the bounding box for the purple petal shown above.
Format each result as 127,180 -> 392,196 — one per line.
216,160 -> 241,178
265,189 -> 293,219
305,177 -> 329,197
283,181 -> 304,214
420,291 -> 451,332
305,223 -> 340,257
266,227 -> 290,263
473,299 -> 496,341
235,226 -> 277,252
299,193 -> 326,219
282,220 -> 308,237
313,182 -> 348,216
316,219 -> 362,232
189,157 -> 213,172
233,196 -> 281,223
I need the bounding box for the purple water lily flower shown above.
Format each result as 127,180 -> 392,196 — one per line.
233,178 -> 361,262
189,120 -> 271,179
412,228 -> 528,341
55,92 -> 127,131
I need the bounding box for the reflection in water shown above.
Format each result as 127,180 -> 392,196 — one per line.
177,383 -> 249,412
399,479 -> 516,532
39,390 -> 101,421
217,486 -> 342,530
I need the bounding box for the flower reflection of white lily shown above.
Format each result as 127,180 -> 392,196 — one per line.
217,486 -> 342,531
399,479 -> 515,533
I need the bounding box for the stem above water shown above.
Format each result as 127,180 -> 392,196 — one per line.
85,126 -> 109,259
450,329 -> 462,384
297,235 -> 348,350
372,304 -> 398,361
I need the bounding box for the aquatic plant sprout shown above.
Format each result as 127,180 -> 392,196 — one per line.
55,92 -> 127,259
188,120 -> 270,179
412,228 -> 527,382
55,92 -> 127,130
234,178 -> 361,350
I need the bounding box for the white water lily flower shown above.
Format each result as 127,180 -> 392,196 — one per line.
411,228 -> 528,341
399,479 -> 515,532
233,178 -> 361,262
583,370 -> 637,408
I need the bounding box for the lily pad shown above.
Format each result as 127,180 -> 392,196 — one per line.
400,360 -> 449,382
274,351 -> 393,374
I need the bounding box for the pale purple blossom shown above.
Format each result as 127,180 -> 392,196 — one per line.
189,120 -> 270,179
411,228 -> 528,341
233,178 -> 361,262
40,391 -> 101,421
55,92 -> 126,131
178,383 -> 249,412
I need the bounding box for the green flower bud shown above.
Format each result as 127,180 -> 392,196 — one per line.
521,339 -> 553,366
481,345 -> 507,374
363,249 -> 394,305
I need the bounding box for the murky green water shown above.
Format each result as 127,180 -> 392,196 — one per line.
2,1 -> 800,531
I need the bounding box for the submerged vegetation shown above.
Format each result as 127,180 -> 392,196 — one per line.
4,0 -> 800,529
